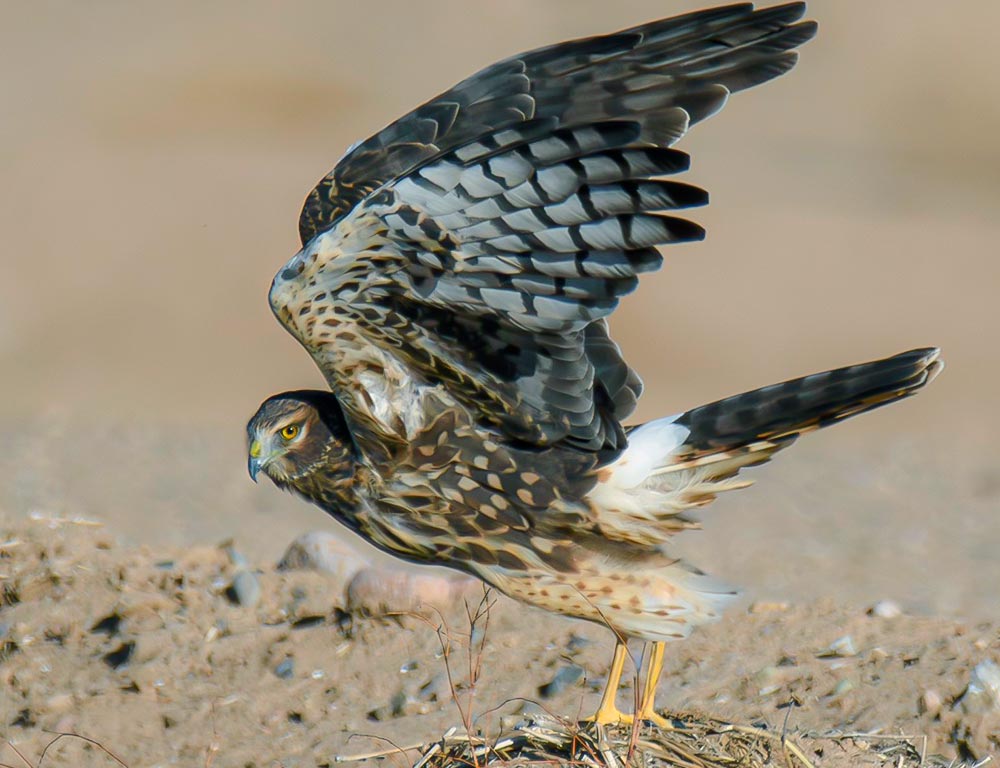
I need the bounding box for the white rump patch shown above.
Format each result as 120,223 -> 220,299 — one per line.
608,414 -> 689,489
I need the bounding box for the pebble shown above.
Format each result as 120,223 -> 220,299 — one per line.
830,679 -> 855,698
417,672 -> 449,703
538,664 -> 584,699
566,633 -> 593,653
820,635 -> 858,658
274,657 -> 295,679
367,689 -> 416,721
346,567 -> 480,618
278,531 -> 370,583
755,666 -> 783,696
869,600 -> 903,619
226,570 -> 261,608
919,689 -> 943,715
959,660 -> 1000,714
221,540 -> 249,569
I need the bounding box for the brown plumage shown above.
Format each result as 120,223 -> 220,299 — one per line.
248,3 -> 942,725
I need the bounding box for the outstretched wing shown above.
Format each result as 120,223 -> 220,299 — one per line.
272,3 -> 817,457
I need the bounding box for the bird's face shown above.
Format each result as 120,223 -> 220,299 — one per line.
246,392 -> 351,487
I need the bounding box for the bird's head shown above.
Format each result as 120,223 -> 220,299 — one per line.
246,390 -> 356,490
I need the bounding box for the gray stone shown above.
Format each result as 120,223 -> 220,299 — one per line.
346,567 -> 479,618
820,635 -> 858,658
960,660 -> 1000,714
274,657 -> 295,679
227,570 -> 261,608
277,531 -> 370,583
538,664 -> 584,699
869,600 -> 903,618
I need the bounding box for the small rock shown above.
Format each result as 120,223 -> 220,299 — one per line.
274,657 -> 295,679
347,567 -> 479,618
390,689 -> 410,717
567,633 -> 593,653
226,570 -> 261,608
959,660 -> 1000,714
538,664 -> 584,699
220,540 -> 249,569
919,689 -> 943,715
830,679 -> 855,698
868,600 -> 902,619
367,689 -> 414,721
755,666 -> 783,696
869,647 -> 889,662
278,531 -> 370,582
820,635 -> 858,658
518,700 -> 546,718
417,672 -> 449,703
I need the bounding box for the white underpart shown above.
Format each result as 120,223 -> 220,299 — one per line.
586,414 -> 692,537
585,413 -> 752,548
607,414 -> 690,489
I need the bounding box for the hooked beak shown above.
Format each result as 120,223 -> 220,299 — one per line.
248,439 -> 264,482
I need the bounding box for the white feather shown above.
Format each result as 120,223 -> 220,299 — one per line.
609,415 -> 689,489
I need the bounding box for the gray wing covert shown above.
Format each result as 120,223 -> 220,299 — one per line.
282,3 -> 817,454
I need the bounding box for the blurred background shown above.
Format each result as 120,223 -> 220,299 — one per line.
1,2 -> 997,617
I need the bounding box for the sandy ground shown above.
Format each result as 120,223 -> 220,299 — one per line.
1,517 -> 999,768
2,1 -> 1000,765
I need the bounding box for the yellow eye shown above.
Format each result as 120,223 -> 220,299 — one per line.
280,424 -> 300,441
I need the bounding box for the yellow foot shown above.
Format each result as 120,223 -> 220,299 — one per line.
583,707 -> 675,730
583,702 -> 630,726
629,709 -> 675,730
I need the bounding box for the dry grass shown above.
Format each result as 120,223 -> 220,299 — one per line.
335,712 -> 990,768
333,593 -> 980,768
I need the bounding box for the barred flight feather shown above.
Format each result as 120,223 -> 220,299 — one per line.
274,3 -> 818,453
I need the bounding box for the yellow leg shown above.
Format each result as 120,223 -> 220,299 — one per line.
585,640 -> 629,725
635,641 -> 672,728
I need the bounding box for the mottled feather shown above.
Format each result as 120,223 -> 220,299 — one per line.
272,3 -> 818,456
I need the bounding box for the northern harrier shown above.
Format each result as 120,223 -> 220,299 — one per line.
248,3 -> 941,726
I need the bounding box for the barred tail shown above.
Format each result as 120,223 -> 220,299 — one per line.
588,348 -> 943,545
671,346 -> 943,467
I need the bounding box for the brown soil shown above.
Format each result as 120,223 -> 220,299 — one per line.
1,517 -> 996,767
2,1 -> 999,766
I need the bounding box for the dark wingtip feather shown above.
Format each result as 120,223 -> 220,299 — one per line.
676,347 -> 943,454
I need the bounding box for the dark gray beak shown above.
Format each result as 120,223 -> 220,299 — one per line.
248,455 -> 262,482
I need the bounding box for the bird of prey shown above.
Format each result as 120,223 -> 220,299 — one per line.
248,2 -> 941,726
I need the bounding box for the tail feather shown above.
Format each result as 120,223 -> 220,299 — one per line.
675,346 -> 942,458
588,348 -> 942,545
